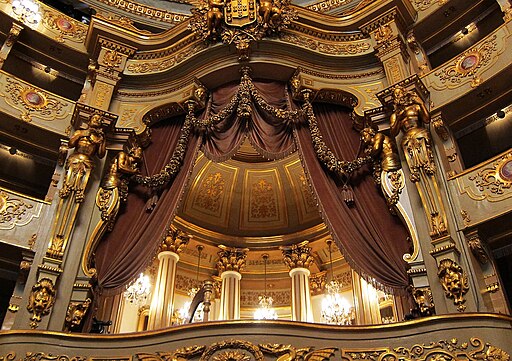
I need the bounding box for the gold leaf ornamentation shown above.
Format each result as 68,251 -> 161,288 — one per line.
433,35 -> 498,89
42,10 -> 87,43
0,190 -> 33,225
4,78 -> 67,122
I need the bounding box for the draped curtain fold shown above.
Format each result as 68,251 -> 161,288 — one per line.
295,103 -> 410,292
202,81 -> 295,161
94,118 -> 200,296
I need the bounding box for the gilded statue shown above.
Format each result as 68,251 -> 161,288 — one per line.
390,86 -> 434,182
102,145 -> 143,201
360,126 -> 401,172
259,0 -> 281,28
389,85 -> 448,238
207,0 -> 224,36
60,113 -> 106,202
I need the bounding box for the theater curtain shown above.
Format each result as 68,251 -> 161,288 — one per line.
295,103 -> 410,292
94,118 -> 200,296
202,80 -> 295,161
93,80 -> 410,300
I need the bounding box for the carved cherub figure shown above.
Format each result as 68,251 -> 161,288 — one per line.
207,0 -> 224,36
258,0 -> 281,28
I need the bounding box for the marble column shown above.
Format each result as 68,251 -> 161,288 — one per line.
147,229 -> 189,330
216,245 -> 248,320
281,241 -> 314,322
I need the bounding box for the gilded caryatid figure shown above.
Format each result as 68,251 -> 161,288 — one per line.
360,127 -> 401,173
258,0 -> 281,28
48,114 -> 107,260
390,86 -> 434,182
389,86 -> 447,238
60,113 -> 106,201
102,145 -> 143,201
207,0 -> 224,36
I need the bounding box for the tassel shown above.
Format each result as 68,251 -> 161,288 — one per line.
145,193 -> 159,212
342,185 -> 355,207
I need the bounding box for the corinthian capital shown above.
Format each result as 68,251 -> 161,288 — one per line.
160,228 -> 190,254
280,240 -> 314,270
216,245 -> 249,274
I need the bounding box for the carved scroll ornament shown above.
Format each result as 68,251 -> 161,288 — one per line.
27,278 -> 56,329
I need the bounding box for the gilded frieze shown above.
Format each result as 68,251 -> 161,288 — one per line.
25,353 -> 86,361
454,150 -> 512,202
92,0 -> 190,25
411,0 -> 446,12
2,78 -> 70,123
240,289 -> 290,307
0,189 -> 43,231
432,34 -> 502,90
342,338 -> 508,361
42,10 -> 87,44
278,32 -> 372,56
306,0 -> 356,13
125,43 -> 207,75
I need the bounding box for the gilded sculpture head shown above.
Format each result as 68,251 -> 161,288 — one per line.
437,259 -> 465,295
89,113 -> 103,128
360,127 -> 376,144
128,145 -> 143,160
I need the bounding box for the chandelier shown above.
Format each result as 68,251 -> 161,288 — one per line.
124,273 -> 151,307
254,254 -> 277,320
11,0 -> 42,25
321,240 -> 354,325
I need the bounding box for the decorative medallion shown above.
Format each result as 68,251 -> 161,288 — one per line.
498,159 -> 512,182
437,259 -> 469,312
42,10 -> 87,43
456,53 -> 480,74
21,89 -> 47,109
469,151 -> 512,196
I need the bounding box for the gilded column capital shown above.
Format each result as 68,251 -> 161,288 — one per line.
160,228 -> 190,254
280,240 -> 314,270
216,245 -> 249,274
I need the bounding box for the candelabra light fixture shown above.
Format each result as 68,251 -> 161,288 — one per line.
254,253 -> 278,320
124,273 -> 151,307
321,240 -> 355,325
11,0 -> 41,25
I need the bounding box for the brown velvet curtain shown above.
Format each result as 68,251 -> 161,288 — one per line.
295,103 -> 410,292
202,81 -> 295,161
94,118 -> 200,296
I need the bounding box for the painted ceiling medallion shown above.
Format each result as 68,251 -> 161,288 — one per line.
21,88 -> 47,109
189,0 -> 297,60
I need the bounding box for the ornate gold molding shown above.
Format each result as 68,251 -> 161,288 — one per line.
432,34 -> 501,90
42,10 -> 87,43
278,32 -> 371,56
2,78 -> 69,122
0,190 -> 34,228
341,338 -> 508,361
92,0 -> 190,25
412,0 -> 447,12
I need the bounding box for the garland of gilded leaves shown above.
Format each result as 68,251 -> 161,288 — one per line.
134,69 -> 370,189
